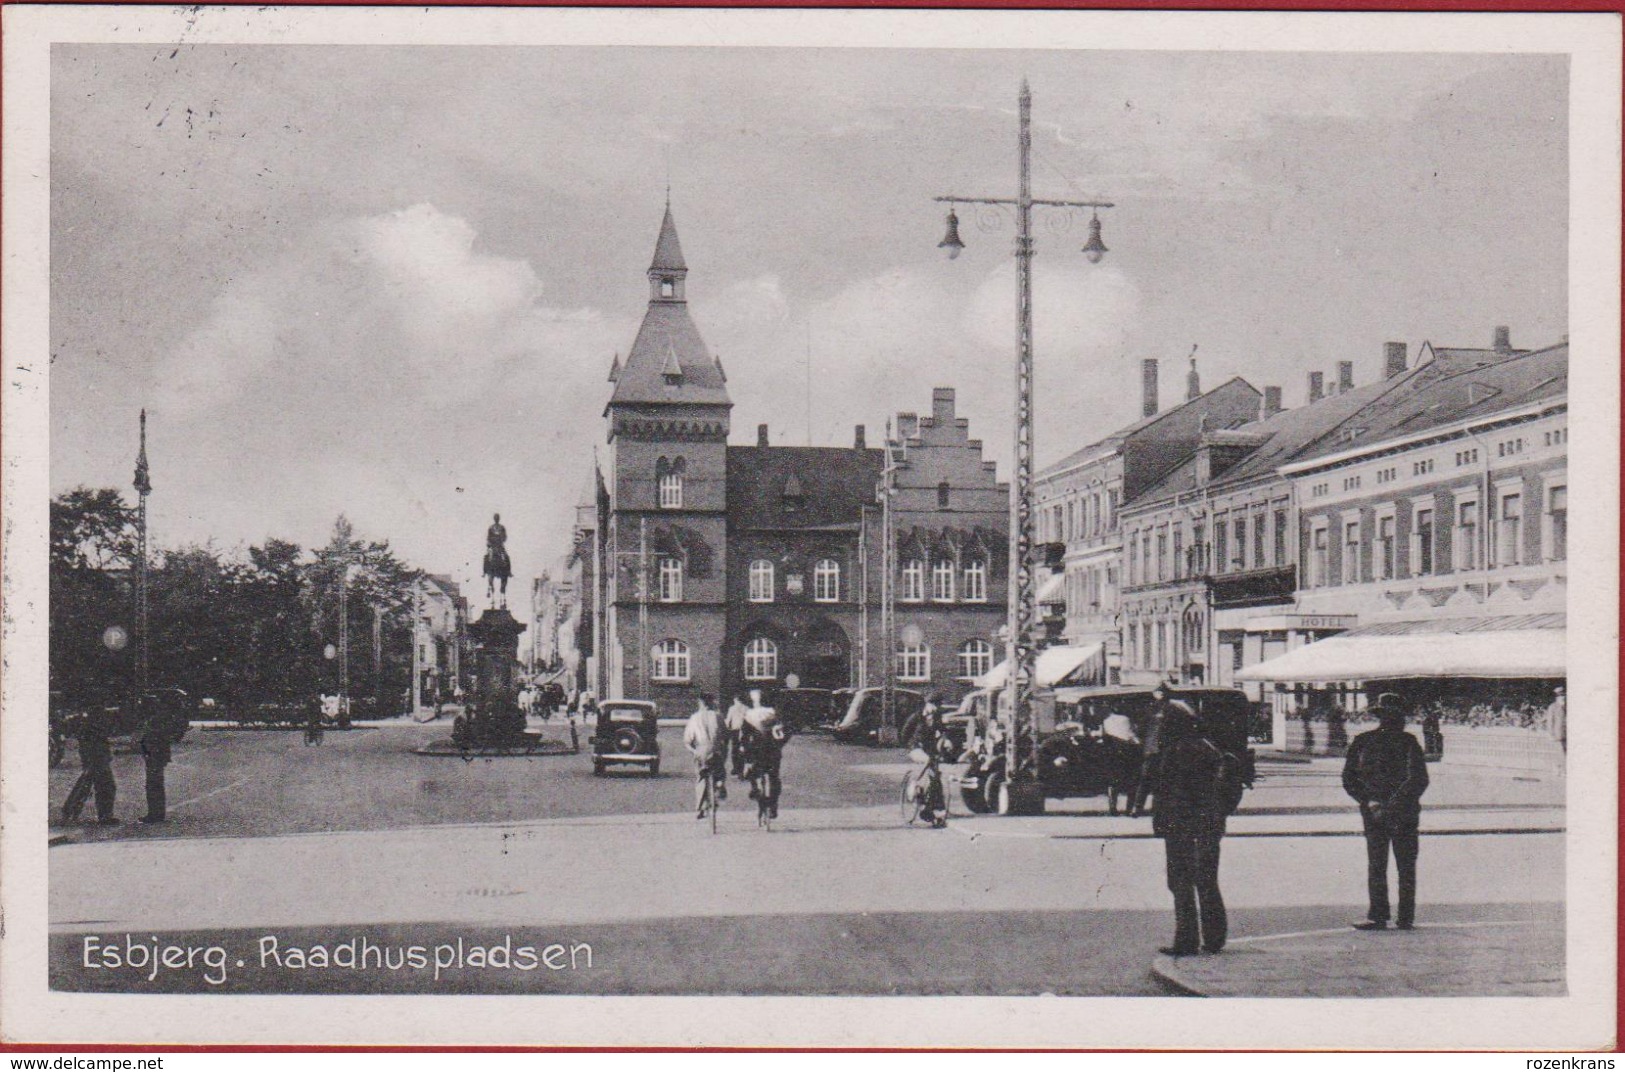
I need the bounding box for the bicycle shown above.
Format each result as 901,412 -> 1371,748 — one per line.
746,762 -> 777,831
697,762 -> 724,835
902,750 -> 947,828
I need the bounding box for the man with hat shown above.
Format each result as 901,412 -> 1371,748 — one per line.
1342,693 -> 1430,930
1143,699 -> 1231,956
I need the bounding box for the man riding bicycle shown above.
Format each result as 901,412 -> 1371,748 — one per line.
739,691 -> 787,821
682,694 -> 727,820
907,692 -> 950,827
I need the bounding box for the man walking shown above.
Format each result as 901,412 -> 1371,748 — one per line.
63,705 -> 118,826
1343,693 -> 1430,931
682,694 -> 727,819
1143,701 -> 1232,956
725,693 -> 751,778
138,693 -> 172,824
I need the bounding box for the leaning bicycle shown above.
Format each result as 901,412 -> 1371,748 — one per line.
902,748 -> 947,828
698,763 -> 724,835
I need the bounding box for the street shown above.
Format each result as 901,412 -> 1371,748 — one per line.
49,724 -> 1565,997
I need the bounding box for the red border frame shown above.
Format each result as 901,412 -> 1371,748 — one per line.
1,0 -> 1619,1053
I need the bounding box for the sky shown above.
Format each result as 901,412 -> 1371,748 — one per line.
49,44 -> 1568,601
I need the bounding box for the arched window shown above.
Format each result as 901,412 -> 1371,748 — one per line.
813,558 -> 840,603
659,473 -> 683,509
900,560 -> 925,602
743,637 -> 778,681
1183,605 -> 1204,655
957,639 -> 993,681
651,639 -> 690,682
931,559 -> 956,602
748,560 -> 774,603
937,481 -> 951,508
962,558 -> 987,602
657,557 -> 683,602
896,640 -> 931,682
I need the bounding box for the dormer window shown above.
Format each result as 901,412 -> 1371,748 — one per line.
660,279 -> 674,298
782,474 -> 804,510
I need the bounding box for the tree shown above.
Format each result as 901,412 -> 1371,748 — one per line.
50,488 -> 139,705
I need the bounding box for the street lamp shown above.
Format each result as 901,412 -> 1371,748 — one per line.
933,80 -> 1115,815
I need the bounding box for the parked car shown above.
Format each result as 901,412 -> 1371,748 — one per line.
831,687 -> 925,744
590,699 -> 661,776
773,688 -> 837,733
956,685 -> 1256,815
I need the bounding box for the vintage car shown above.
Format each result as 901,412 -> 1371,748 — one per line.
590,699 -> 661,776
772,687 -> 837,733
831,687 -> 926,744
956,685 -> 1256,815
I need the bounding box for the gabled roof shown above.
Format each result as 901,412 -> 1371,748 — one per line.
650,203 -> 687,273
1039,376 -> 1256,478
727,446 -> 883,530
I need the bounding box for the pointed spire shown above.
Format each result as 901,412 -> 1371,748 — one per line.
133,409 -> 152,496
650,202 -> 687,274
608,353 -> 621,382
714,352 -> 726,383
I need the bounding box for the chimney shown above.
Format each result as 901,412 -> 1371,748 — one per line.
1337,360 -> 1354,394
1493,325 -> 1512,353
757,423 -> 769,447
1141,359 -> 1159,418
1308,371 -> 1324,403
1384,341 -> 1408,379
1263,386 -> 1283,417
1186,354 -> 1201,402
854,424 -> 866,450
897,412 -> 919,439
932,387 -> 956,422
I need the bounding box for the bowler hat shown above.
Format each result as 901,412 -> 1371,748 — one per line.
1370,693 -> 1407,718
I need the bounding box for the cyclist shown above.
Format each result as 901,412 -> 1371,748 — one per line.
740,691 -> 787,821
907,692 -> 950,827
682,694 -> 728,820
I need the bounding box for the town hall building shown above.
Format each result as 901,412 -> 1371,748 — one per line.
578,204 -> 1010,712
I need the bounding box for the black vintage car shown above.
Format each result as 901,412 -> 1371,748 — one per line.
831,687 -> 926,744
956,685 -> 1256,816
772,688 -> 837,733
590,700 -> 661,776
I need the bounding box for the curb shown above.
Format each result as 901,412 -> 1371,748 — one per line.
1150,954 -> 1207,996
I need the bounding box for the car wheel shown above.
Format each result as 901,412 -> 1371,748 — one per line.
592,760 -> 606,776
983,770 -> 1006,815
613,728 -> 644,755
961,783 -> 992,814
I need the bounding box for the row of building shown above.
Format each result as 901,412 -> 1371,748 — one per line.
533,206 -> 1567,727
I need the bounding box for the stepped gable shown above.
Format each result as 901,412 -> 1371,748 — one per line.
727,446 -> 883,530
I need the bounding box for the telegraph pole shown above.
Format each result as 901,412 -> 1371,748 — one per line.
878,418 -> 899,746
133,409 -> 152,698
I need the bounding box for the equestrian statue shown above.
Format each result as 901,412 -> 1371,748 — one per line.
484,512 -> 512,608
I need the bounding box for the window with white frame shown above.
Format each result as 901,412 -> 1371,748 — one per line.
1273,509 -> 1288,567
1214,519 -> 1229,574
1548,485 -> 1567,562
1413,507 -> 1435,576
1343,520 -> 1361,585
1155,531 -> 1167,582
1456,499 -> 1480,571
743,637 -> 778,681
651,639 -> 690,682
900,560 -> 925,602
957,639 -> 993,680
657,556 -> 683,602
748,559 -> 774,602
814,558 -> 841,602
931,559 -> 955,602
1310,524 -> 1329,588
896,640 -> 931,682
1252,513 -> 1267,570
1498,491 -> 1523,567
1377,513 -> 1396,581
658,472 -> 683,509
962,558 -> 987,602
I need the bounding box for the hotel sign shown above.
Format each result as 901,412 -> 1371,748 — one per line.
1246,614 -> 1358,632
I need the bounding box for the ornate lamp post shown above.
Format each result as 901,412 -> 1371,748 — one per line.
933,80 -> 1114,814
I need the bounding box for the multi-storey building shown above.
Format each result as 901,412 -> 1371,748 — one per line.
586,205 -> 1009,711
412,573 -> 467,712
1034,356 -> 1260,676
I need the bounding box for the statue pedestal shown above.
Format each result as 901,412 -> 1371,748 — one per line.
460,608 -> 528,746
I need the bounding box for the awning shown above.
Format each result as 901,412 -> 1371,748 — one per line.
976,643 -> 1105,690
1234,626 -> 1565,682
1036,572 -> 1067,605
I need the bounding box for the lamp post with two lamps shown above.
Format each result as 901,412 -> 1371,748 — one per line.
933,80 -> 1114,814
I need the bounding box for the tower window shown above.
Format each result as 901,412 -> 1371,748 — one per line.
937,482 -> 951,508
657,557 -> 684,602
660,279 -> 674,298
659,472 -> 683,509
814,559 -> 841,603
749,560 -> 775,602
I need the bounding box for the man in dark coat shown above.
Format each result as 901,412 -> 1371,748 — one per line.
138,694 -> 173,824
1343,693 -> 1430,930
1144,701 -> 1230,956
62,706 -> 118,825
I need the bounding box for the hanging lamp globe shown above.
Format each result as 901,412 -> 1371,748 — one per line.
938,207 -> 965,259
1081,212 -> 1108,264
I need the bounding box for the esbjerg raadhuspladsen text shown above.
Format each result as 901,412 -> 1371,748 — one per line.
80,933 -> 594,985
